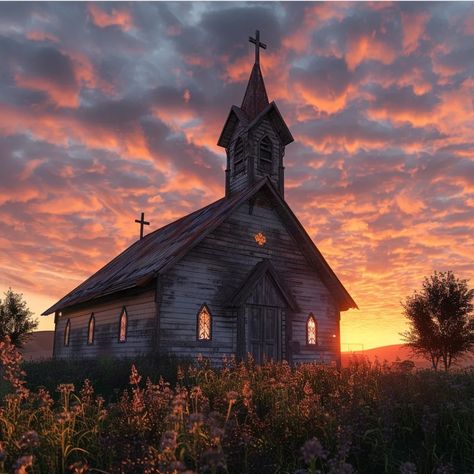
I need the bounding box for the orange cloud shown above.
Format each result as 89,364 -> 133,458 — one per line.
346,34 -> 397,71
88,3 -> 133,31
14,74 -> 79,107
26,31 -> 60,43
401,11 -> 429,55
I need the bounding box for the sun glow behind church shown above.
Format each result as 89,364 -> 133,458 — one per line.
0,2 -> 473,351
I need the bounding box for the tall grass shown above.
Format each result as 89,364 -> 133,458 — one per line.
1,337 -> 474,473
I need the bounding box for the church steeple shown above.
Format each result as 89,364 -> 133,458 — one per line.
217,30 -> 294,198
241,31 -> 269,120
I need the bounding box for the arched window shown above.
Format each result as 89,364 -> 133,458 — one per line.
234,137 -> 245,174
259,136 -> 272,172
306,314 -> 317,345
64,319 -> 71,347
119,307 -> 128,343
197,304 -> 212,341
87,314 -> 95,345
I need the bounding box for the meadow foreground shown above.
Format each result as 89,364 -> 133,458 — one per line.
1,339 -> 474,473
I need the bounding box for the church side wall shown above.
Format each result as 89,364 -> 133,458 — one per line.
158,190 -> 340,365
53,289 -> 156,359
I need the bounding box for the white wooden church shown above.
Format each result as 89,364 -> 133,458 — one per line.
44,32 -> 357,366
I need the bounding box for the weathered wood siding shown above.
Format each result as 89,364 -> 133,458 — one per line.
53,289 -> 156,359
228,118 -> 283,195
159,187 -> 340,364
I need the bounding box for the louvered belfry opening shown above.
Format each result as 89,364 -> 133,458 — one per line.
234,137 -> 245,175
259,136 -> 272,173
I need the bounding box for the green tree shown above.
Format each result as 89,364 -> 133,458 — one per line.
401,271 -> 474,371
0,288 -> 38,347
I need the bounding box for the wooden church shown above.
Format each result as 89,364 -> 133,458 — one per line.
44,31 -> 357,365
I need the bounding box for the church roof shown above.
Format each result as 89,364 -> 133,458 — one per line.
217,101 -> 293,149
43,177 -> 357,315
240,63 -> 269,120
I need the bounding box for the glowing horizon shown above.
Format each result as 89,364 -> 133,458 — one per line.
0,2 -> 473,352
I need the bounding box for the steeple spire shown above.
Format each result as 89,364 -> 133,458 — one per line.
241,30 -> 269,120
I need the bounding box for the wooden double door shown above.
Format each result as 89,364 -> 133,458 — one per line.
247,304 -> 281,363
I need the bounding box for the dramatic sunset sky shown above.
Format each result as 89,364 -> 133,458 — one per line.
0,2 -> 473,350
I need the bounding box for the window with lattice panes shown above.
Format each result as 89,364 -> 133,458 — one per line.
307,314 -> 317,345
259,136 -> 272,173
119,307 -> 128,343
197,305 -> 212,340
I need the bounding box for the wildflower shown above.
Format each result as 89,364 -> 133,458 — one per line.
188,412 -> 204,433
301,437 -> 327,464
57,383 -> 75,398
200,447 -> 226,472
191,386 -> 203,399
160,430 -> 177,451
399,462 -> 417,474
303,381 -> 314,397
13,455 -> 33,474
80,379 -> 94,403
129,365 -> 142,386
226,390 -> 239,403
435,464 -> 455,474
328,460 -> 355,474
68,460 -> 90,473
18,431 -> 39,449
36,387 -> 53,408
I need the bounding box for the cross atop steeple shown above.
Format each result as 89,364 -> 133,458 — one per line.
249,30 -> 267,65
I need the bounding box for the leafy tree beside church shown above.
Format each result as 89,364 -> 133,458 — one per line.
401,271 -> 474,371
0,288 -> 38,347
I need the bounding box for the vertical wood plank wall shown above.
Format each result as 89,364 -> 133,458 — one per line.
159,188 -> 340,364
54,289 -> 155,358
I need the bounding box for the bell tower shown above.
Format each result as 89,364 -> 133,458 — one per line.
217,30 -> 294,199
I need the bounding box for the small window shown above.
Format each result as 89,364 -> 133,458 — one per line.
87,314 -> 95,345
119,307 -> 128,343
259,136 -> 272,173
234,137 -> 245,174
64,319 -> 71,346
306,314 -> 317,345
197,304 -> 212,341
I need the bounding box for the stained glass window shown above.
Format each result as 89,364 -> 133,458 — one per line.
64,319 -> 71,346
307,314 -> 317,345
197,305 -> 211,340
119,307 -> 128,343
87,314 -> 95,345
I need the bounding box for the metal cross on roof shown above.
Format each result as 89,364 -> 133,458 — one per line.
249,30 -> 267,65
135,212 -> 150,240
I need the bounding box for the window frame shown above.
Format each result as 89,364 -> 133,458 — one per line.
233,137 -> 245,175
87,313 -> 95,345
306,313 -> 318,346
118,306 -> 128,343
64,319 -> 71,347
196,303 -> 212,342
258,136 -> 273,173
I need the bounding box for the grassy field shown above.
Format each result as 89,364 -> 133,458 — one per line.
1,339 -> 474,473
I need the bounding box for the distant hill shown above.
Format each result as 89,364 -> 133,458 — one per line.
19,333 -> 474,368
342,344 -> 474,369
20,330 -> 54,361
